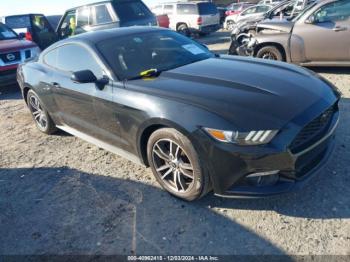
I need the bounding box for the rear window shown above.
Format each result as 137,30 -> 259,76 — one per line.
113,1 -> 154,21
198,3 -> 218,15
177,4 -> 198,15
0,23 -> 18,40
5,15 -> 31,29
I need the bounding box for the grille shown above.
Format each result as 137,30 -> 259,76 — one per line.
0,51 -> 21,63
0,69 -> 17,76
290,105 -> 336,153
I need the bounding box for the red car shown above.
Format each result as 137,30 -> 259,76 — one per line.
0,23 -> 39,87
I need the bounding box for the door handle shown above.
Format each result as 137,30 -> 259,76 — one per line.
51,82 -> 61,88
333,26 -> 347,32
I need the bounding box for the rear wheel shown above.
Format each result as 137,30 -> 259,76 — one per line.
27,90 -> 57,134
147,128 -> 210,201
256,46 -> 283,61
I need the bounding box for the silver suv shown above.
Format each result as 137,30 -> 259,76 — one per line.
152,1 -> 220,35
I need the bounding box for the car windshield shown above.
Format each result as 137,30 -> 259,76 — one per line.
0,23 -> 18,40
97,30 -> 214,80
292,1 -> 317,21
5,15 -> 31,29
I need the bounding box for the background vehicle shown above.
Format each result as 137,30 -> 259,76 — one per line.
151,2 -> 220,36
0,23 -> 39,87
46,15 -> 62,30
3,14 -> 57,50
18,27 -> 340,200
57,0 -> 157,39
243,0 -> 350,66
225,2 -> 254,16
156,14 -> 170,28
258,0 -> 282,5
224,4 -> 272,29
228,0 -> 313,53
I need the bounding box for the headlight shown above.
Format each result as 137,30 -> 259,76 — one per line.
30,47 -> 41,58
203,128 -> 278,145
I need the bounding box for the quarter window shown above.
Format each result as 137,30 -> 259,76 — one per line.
164,5 -> 174,15
55,44 -> 102,77
43,49 -> 58,67
177,4 -> 198,15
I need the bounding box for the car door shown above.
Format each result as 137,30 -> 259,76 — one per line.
30,14 -> 58,50
48,43 -> 114,140
236,6 -> 258,23
292,0 -> 350,62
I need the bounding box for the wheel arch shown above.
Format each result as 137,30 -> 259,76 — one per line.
137,118 -> 193,166
254,42 -> 287,61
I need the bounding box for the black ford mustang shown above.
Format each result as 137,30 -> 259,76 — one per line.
17,27 -> 340,201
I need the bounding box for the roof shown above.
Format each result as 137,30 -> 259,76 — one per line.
65,0 -> 142,12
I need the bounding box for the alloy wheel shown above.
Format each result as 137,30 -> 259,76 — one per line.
28,95 -> 48,130
261,52 -> 278,60
152,139 -> 194,193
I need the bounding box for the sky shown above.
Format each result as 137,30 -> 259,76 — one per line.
0,0 -> 161,17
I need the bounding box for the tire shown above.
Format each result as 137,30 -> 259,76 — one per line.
177,24 -> 190,36
256,46 -> 283,61
27,89 -> 57,134
147,128 -> 211,201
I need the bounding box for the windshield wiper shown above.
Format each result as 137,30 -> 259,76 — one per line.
128,68 -> 162,80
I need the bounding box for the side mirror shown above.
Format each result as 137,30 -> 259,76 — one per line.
71,70 -> 109,90
305,15 -> 316,24
71,70 -> 97,84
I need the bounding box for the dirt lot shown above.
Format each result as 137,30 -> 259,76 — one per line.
0,31 -> 349,256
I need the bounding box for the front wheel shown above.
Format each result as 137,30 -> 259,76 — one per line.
147,128 -> 211,201
256,46 -> 283,61
27,89 -> 57,134
177,24 -> 190,36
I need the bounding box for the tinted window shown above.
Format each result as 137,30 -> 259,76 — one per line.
0,23 -> 18,40
97,30 -> 213,80
58,11 -> 76,39
164,5 -> 174,15
5,15 -> 31,29
93,4 -> 113,24
56,44 -> 102,77
177,4 -> 198,15
113,1 -> 153,21
314,0 -> 350,23
242,6 -> 257,14
32,15 -> 54,33
198,3 -> 218,15
43,49 -> 58,67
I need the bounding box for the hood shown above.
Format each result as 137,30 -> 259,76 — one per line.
0,39 -> 37,52
128,56 -> 338,130
257,19 -> 294,33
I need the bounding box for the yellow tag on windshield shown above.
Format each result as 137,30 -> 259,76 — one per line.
140,69 -> 157,77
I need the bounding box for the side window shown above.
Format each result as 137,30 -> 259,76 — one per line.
177,4 -> 198,15
58,10 -> 76,39
76,7 -> 91,28
92,4 -> 113,25
164,5 -> 174,15
256,6 -> 270,13
314,0 -> 350,23
43,49 -> 58,68
242,7 -> 257,15
32,15 -> 54,33
56,44 -> 102,77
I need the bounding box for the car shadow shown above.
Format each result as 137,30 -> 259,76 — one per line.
0,85 -> 22,101
199,98 -> 350,220
309,67 -> 350,75
0,167 -> 291,257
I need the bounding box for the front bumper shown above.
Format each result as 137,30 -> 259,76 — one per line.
196,106 -> 339,198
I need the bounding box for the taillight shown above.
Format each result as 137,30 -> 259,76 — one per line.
197,17 -> 202,25
25,32 -> 33,41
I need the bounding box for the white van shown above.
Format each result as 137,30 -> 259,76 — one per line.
152,1 -> 220,35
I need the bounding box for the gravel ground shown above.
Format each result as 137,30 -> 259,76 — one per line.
0,31 -> 349,256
